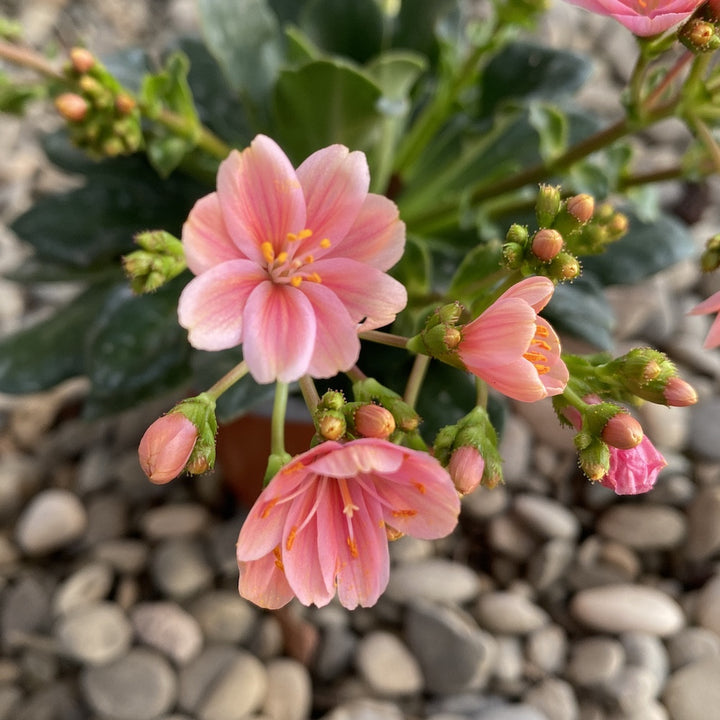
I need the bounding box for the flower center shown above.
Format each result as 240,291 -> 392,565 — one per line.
261,228 -> 331,288
523,323 -> 551,375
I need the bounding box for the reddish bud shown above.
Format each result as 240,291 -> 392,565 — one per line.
138,413 -> 198,484
354,404 -> 396,439
115,93 -> 137,115
54,92 -> 88,122
70,47 -> 95,73
531,228 -> 564,261
601,412 -> 643,450
607,212 -> 629,239
663,376 -> 698,407
566,194 -> 595,224
317,411 -> 346,441
448,445 -> 485,496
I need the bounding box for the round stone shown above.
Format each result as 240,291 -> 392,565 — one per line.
663,657 -> 720,720
524,678 -> 578,720
15,489 -> 87,555
81,648 -> 177,720
475,592 -> 549,635
513,494 -> 580,540
188,591 -> 256,645
667,627 -> 720,669
93,538 -> 149,574
356,631 -> 423,697
570,584 -> 685,636
384,559 -> 481,605
695,574 -> 720,637
567,637 -> 625,687
684,486 -> 720,561
597,504 -> 686,550
525,625 -> 568,676
52,561 -> 114,616
149,538 -> 213,600
131,602 -> 204,664
55,602 -> 133,666
140,503 -> 210,540
262,658 -> 312,720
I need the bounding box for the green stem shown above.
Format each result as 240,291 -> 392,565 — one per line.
150,106 -> 231,160
345,365 -> 368,383
0,38 -> 63,80
642,50 -> 692,111
205,360 -> 249,400
403,354 -> 430,409
562,384 -> 590,412
475,378 -> 488,409
298,375 -> 320,414
619,164 -> 685,189
270,381 -> 289,458
359,329 -> 409,349
689,114 -> 720,175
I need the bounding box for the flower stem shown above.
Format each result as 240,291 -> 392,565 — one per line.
403,353 -> 430,409
150,105 -> 231,161
298,375 -> 320,414
205,360 -> 249,400
688,114 -> 720,175
475,378 -> 488,410
359,329 -> 409,349
0,38 -> 63,80
270,381 -> 289,458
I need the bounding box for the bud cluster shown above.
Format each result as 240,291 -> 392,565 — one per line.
123,230 -> 188,294
406,302 -> 465,367
54,46 -> 142,157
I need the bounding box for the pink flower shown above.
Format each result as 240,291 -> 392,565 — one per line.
562,0 -> 703,36
689,289 -> 720,349
235,438 -> 460,609
457,277 -> 569,402
138,413 -> 198,484
447,446 -> 485,495
178,135 -> 407,383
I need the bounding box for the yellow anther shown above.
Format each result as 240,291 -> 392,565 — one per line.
276,251 -> 288,263
261,498 -> 279,519
308,272 -> 322,283
290,276 -> 303,287
523,351 -> 548,364
261,242 -> 275,264
286,527 -> 297,551
535,324 -> 550,338
303,254 -> 314,264
536,365 -> 551,375
286,232 -> 298,242
391,509 -> 418,518
347,537 -> 359,558
532,339 -> 552,351
298,229 -> 313,240
273,547 -> 285,571
320,238 -> 331,249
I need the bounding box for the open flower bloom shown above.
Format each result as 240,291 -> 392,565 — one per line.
562,0 -> 703,36
689,289 -> 720,349
236,438 -> 461,609
178,134 -> 407,383
457,277 -> 569,402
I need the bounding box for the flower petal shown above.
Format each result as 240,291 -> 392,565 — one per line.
182,193 -> 244,274
177,260 -> 265,351
535,317 -> 569,395
703,313 -> 720,349
217,136 -> 306,263
500,276 -> 555,312
296,144 -> 369,249
238,553 -> 295,610
242,281 -> 316,383
477,357 -> 551,402
689,289 -> 720,315
309,439 -> 405,478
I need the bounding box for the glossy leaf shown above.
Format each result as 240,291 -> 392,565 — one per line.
447,240 -> 504,306
391,0 -> 457,63
528,102 -> 567,162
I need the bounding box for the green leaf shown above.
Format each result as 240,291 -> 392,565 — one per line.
528,101 -> 567,162
83,279 -> 192,417
365,51 -> 428,106
391,0 -> 457,63
197,0 -> 283,117
299,0 -> 384,63
0,71 -> 45,114
0,283 -> 119,394
544,275 -> 615,351
580,209 -> 696,286
447,240 -> 503,304
480,41 -> 592,116
273,59 -> 383,161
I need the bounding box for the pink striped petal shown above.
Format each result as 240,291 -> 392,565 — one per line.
217,136 -> 306,263
242,281 -> 316,383
331,193 -> 406,271
237,554 -> 295,610
478,357 -> 551,402
296,145 -> 369,248
312,258 -> 408,329
535,317 -> 569,394
703,314 -> 720,349
309,439 -> 405,477
500,276 -> 555,312
689,289 -> 720,315
300,283 -> 361,378
177,260 -> 265,351
182,193 -> 244,274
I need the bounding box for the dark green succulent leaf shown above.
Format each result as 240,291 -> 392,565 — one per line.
391,0 -> 457,63
447,240 -> 504,305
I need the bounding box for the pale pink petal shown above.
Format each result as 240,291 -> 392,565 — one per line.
309,439 -> 405,477
689,289 -> 720,315
476,357 -> 551,402
500,276 -> 555,312
300,282 -> 361,378
328,193 -> 406,271
534,317 -> 569,395
296,145 -> 369,249
182,193 -> 245,274
217,136 -> 306,263
242,281 -> 316,383
238,554 -> 295,610
177,260 -> 265,351
312,258 -> 408,329
704,314 -> 720,349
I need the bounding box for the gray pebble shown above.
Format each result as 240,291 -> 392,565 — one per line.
313,625 -> 357,682
262,658 -> 312,720
11,680 -> 83,720
140,503 -> 211,540
150,538 -> 214,600
93,538 -> 149,574
688,398 -> 720,460
527,539 -> 575,593
567,637 -> 625,687
620,632 -> 669,691
597,504 -> 686,551
387,535 -> 434,563
695,574 -> 720,636
14,489 -> 87,556
131,601 -> 204,664
385,559 -> 481,605
0,685 -> 21,720
320,698 -> 404,720
55,601 -> 132,666
1,574 -> 52,650
513,494 -> 580,540
178,646 -> 238,713
524,678 -> 578,720
683,486 -> 720,561
663,657 -> 720,720
476,592 -> 549,635
493,636 -> 524,692
667,627 -> 720,669
405,599 -> 496,694
52,561 -> 114,616
81,493 -> 128,546
604,665 -> 660,713
499,415 -> 533,483
488,514 -> 538,560
188,590 -> 257,645
476,705 -> 550,720
82,648 -> 176,720
355,631 -> 423,697
526,625 -> 568,676
570,584 -> 685,636
461,484 -> 509,520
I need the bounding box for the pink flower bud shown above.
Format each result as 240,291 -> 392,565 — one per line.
70,47 -> 95,73
532,229 -> 564,261
663,376 -> 698,407
138,413 -> 198,484
566,194 -> 595,223
317,411 -> 346,441
354,404 -> 396,439
54,93 -> 89,122
601,412 -> 643,450
115,93 -> 137,115
448,446 -> 485,496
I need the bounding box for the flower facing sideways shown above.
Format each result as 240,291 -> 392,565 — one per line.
235,438 -> 461,610
562,0 -> 704,36
689,289 -> 720,349
178,134 -> 407,384
457,277 -> 569,402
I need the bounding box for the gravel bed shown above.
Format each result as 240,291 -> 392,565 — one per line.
2,3 -> 720,720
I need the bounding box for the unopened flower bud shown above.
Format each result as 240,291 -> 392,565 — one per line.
550,251 -> 580,281
536,185 -> 561,227
115,93 -> 137,115
54,92 -> 88,122
506,223 -> 530,246
700,233 -> 720,272
663,376 -> 698,407
503,241 -> 524,269
566,194 -> 594,224
601,412 -> 643,450
576,435 -> 610,482
354,404 -> 396,439
70,47 -> 95,74
679,18 -> 720,53
316,411 -> 346,440
531,228 -> 564,261
448,446 -> 484,495
319,390 -> 345,411
139,412 -> 198,484
606,212 -> 629,240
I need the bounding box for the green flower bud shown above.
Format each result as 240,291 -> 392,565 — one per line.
535,184 -> 562,227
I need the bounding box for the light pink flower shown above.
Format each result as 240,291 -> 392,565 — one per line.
562,0 -> 703,36
138,413 -> 198,484
178,135 -> 407,383
236,438 -> 460,609
689,289 -> 720,349
447,446 -> 485,495
457,277 -> 569,402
